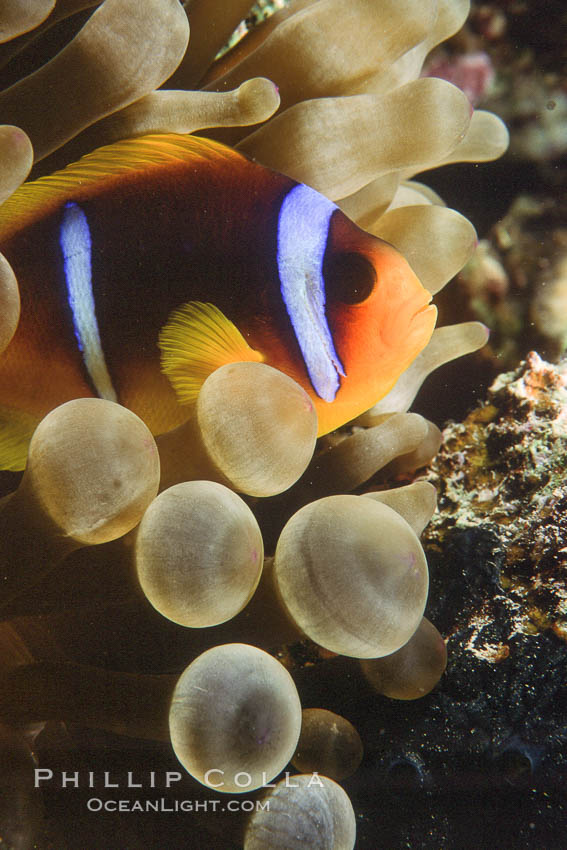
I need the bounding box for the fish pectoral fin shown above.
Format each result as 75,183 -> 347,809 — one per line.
158,301 -> 264,404
0,407 -> 39,471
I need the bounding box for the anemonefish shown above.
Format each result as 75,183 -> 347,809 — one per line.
0,133 -> 436,471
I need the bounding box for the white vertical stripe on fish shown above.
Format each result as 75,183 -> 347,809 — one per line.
277,183 -> 346,403
60,201 -> 117,402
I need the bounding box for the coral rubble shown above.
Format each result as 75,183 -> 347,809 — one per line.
426,351 -> 567,643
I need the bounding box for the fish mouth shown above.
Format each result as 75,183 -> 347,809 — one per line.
412,301 -> 435,320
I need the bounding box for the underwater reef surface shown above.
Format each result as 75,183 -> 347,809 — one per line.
419,0 -> 567,405
455,195 -> 567,370
0,1 -> 566,848
421,355 -> 567,845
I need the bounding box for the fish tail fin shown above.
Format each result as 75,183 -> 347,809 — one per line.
158,301 -> 264,404
0,406 -> 39,471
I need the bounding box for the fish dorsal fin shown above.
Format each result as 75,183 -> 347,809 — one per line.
159,301 -> 264,404
0,406 -> 39,471
0,134 -> 243,239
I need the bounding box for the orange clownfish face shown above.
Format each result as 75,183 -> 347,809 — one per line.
253,185 -> 436,434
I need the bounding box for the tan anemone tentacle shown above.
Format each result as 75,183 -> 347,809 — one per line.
0,2 -> 101,70
135,481 -> 264,629
370,205 -> 478,295
0,0 -> 56,43
425,110 -> 511,170
360,616 -> 447,700
400,112 -> 510,183
359,322 -> 490,419
238,78 -> 472,199
291,708 -> 363,782
362,480 -> 437,537
379,419 -> 443,478
0,124 -> 32,352
387,180 -> 446,208
104,79 -> 280,137
208,0 -> 437,110
0,399 -> 160,614
168,0 -> 257,90
245,774 -> 356,850
339,178 -> 447,235
0,0 -> 190,160
156,362 -> 317,498
292,413 -> 429,504
274,496 -> 429,658
0,124 -> 33,204
338,173 -> 402,230
55,79 -> 280,163
373,0 -> 471,93
169,644 -> 302,793
0,253 -> 20,355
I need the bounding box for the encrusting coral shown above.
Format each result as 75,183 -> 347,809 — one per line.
0,1 -> 510,847
425,351 -> 567,644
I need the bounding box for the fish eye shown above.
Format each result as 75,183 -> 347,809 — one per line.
323,252 -> 376,305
